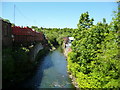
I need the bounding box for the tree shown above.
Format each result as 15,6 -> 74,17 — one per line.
4,19 -> 11,23
103,18 -> 106,24
77,12 -> 94,30
31,26 -> 38,29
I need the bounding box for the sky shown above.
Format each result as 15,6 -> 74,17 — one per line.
1,1 -> 118,28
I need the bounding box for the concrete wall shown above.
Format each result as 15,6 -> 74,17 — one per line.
29,43 -> 43,62
2,20 -> 12,47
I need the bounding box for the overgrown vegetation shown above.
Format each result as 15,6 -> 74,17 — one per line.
2,46 -> 48,88
31,9 -> 120,88
67,10 -> 120,88
2,3 -> 120,89
3,42 -> 50,88
31,26 -> 76,47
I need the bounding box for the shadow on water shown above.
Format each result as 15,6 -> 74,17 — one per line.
16,47 -> 75,89
19,51 -> 54,88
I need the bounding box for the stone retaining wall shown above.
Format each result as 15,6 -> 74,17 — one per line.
30,43 -> 43,62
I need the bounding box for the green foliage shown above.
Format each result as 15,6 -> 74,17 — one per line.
3,19 -> 11,23
77,12 -> 94,30
30,26 -> 75,48
67,12 -> 120,88
2,47 -> 35,88
35,27 -> 75,47
2,48 -> 14,81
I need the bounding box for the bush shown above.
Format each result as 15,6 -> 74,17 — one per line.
67,12 -> 120,88
2,47 -> 35,88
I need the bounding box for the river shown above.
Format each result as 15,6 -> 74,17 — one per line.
20,48 -> 75,89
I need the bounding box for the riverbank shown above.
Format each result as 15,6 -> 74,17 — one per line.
17,48 -> 75,88
67,71 -> 79,89
63,47 -> 79,89
2,43 -> 49,89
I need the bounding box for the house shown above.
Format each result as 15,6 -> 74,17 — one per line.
65,37 -> 74,48
1,18 -> 12,47
63,37 -> 74,56
63,37 -> 74,48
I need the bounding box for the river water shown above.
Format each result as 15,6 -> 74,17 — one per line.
21,48 -> 75,89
